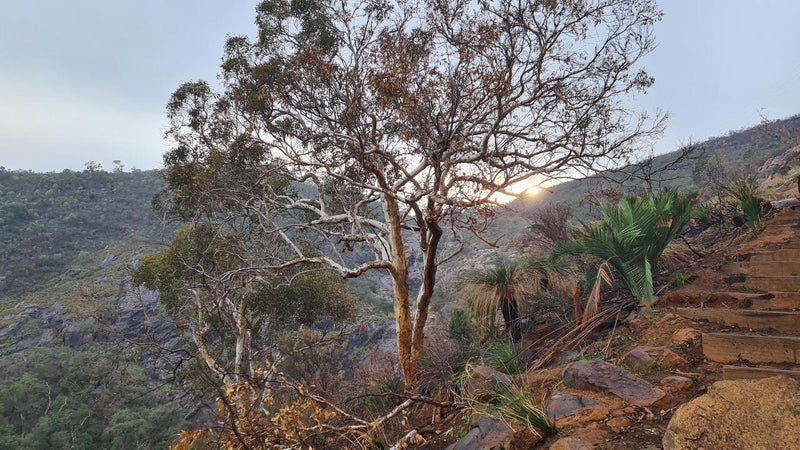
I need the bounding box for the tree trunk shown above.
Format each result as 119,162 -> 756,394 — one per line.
233,301 -> 249,383
383,196 -> 417,388
500,296 -> 521,343
411,220 -> 442,361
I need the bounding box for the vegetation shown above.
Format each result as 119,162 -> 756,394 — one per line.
460,256 -> 528,342
159,0 -> 663,388
730,178 -> 765,234
0,168 -> 167,297
562,189 -> 696,303
134,223 -> 357,388
0,346 -> 186,449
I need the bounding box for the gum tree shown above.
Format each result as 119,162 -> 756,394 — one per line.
161,0 -> 664,387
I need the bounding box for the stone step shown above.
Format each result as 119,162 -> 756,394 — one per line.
662,290 -> 800,310
750,250 -> 800,262
722,365 -> 800,381
749,292 -> 800,310
702,333 -> 800,364
677,308 -> 800,333
724,261 -> 800,277
734,276 -> 800,291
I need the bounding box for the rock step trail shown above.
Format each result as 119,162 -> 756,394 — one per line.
723,261 -> 800,277
702,333 -> 800,364
677,204 -> 800,381
733,275 -> 800,291
721,365 -> 800,381
750,249 -> 800,262
677,308 -> 800,334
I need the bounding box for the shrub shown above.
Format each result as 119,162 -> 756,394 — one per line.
483,338 -> 522,375
561,189 -> 696,303
527,203 -> 572,247
730,178 -> 764,234
460,255 -> 529,342
449,309 -> 472,343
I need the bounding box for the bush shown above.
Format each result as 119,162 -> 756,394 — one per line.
561,189 -> 696,303
483,338 -> 522,375
730,178 -> 764,234
448,309 -> 472,343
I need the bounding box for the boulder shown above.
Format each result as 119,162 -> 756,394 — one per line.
468,365 -> 513,392
663,376 -> 800,449
562,361 -> 665,407
61,317 -> 97,348
622,346 -> 689,370
671,328 -> 701,345
547,391 -> 599,419
660,376 -> 693,393
99,253 -> 118,267
448,417 -> 513,450
578,405 -> 609,423
571,427 -> 611,446
605,416 -> 630,433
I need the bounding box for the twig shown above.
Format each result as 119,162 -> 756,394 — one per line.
602,308 -> 622,356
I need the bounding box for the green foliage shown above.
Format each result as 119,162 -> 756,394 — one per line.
491,387 -> 556,437
460,255 -> 527,339
730,178 -> 764,234
670,341 -> 690,353
674,272 -> 691,288
0,346 -> 186,449
483,338 -> 522,375
251,270 -> 357,331
561,189 -> 696,303
133,223 -> 244,313
135,223 -> 357,335
579,347 -> 606,361
0,168 -> 168,297
465,382 -> 554,438
448,309 -> 472,343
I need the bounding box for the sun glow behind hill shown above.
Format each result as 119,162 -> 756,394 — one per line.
491,178 -> 544,204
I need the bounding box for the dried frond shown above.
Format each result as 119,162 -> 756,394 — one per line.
582,262 -> 613,325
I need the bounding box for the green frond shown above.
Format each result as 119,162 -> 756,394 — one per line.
559,189 -> 696,303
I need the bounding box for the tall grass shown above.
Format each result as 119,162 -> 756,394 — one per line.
730,179 -> 764,234
483,338 -> 522,375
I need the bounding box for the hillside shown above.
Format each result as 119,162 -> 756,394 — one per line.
491,114 -> 800,244
1,114 -> 800,447
0,169 -> 193,448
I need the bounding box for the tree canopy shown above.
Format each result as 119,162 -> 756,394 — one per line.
159,0 -> 663,387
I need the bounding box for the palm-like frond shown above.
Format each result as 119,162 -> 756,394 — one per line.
560,189 -> 696,303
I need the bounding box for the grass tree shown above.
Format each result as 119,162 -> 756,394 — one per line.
562,189 -> 696,303
461,256 -> 528,342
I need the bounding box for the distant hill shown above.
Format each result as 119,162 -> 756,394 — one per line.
0,169 -> 169,297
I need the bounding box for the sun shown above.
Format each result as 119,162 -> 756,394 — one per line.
491,179 -> 543,204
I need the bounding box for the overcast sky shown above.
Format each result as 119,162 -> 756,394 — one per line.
1,1 -> 799,172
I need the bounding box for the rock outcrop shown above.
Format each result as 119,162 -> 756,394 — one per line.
546,390 -> 599,419
562,360 -> 665,407
663,376 -> 800,449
